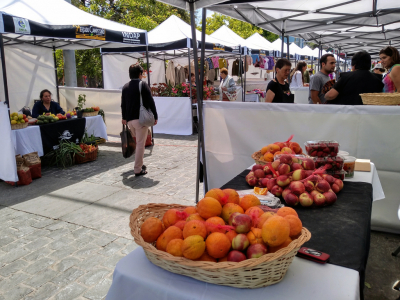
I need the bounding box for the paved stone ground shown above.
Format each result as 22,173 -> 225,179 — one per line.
0,133 -> 399,300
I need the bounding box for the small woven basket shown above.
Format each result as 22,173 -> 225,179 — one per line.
360,93 -> 400,105
11,122 -> 28,130
82,111 -> 99,117
75,146 -> 98,164
130,203 -> 311,289
252,150 -> 268,165
210,95 -> 220,100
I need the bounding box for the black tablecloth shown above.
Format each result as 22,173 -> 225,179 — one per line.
221,170 -> 373,299
39,118 -> 86,154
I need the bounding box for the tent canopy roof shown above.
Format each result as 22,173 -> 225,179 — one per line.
0,0 -> 148,49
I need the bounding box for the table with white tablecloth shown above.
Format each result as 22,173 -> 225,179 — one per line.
291,86 -> 309,104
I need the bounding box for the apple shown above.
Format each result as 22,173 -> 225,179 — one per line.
292,169 -> 306,181
247,244 -> 267,259
227,250 -> 247,262
232,234 -> 250,251
279,154 -> 292,165
270,185 -> 283,197
266,174 -> 273,179
303,180 -> 315,192
310,190 -> 320,199
267,178 -> 277,190
282,187 -> 292,200
271,160 -> 281,170
289,181 -> 305,195
252,164 -> 264,172
228,212 -> 241,226
302,158 -> 315,170
324,191 -> 337,205
277,175 -> 291,187
313,193 -> 326,206
254,169 -> 265,179
315,179 -> 330,193
278,163 -> 291,175
322,174 -> 336,185
304,170 -> 314,177
291,163 -> 303,171
334,179 -> 344,191
299,192 -> 313,207
284,193 -> 299,206
260,178 -> 269,188
231,214 -> 252,234
263,165 -> 272,174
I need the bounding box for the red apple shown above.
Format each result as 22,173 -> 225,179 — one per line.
316,179 -> 330,193
227,250 -> 247,262
284,193 -> 299,206
282,187 -> 292,199
247,176 -> 257,186
324,191 -> 337,205
228,212 -> 241,226
231,214 -> 252,234
334,179 -> 344,191
291,163 -> 304,171
267,178 -> 277,190
313,193 -> 326,206
299,192 -> 313,207
303,180 -> 315,192
266,174 -> 273,179
322,174 -> 335,185
292,169 -> 306,181
278,163 -> 291,175
331,183 -> 340,194
279,154 -> 292,165
310,190 -> 320,199
302,158 -> 315,170
247,244 -> 267,259
232,234 -> 250,251
289,181 -> 305,195
254,169 -> 265,179
252,164 -> 264,172
260,178 -> 269,188
270,185 -> 283,197
277,175 -> 291,187
263,165 -> 272,174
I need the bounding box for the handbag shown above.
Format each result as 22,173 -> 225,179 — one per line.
139,81 -> 155,127
120,124 -> 136,158
221,76 -> 238,101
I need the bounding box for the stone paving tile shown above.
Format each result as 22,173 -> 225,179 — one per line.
25,257 -> 56,275
0,259 -> 29,277
6,284 -> 33,300
24,282 -> 60,300
0,272 -> 31,292
77,267 -> 110,287
50,267 -> 85,286
24,268 -> 58,289
24,247 -> 53,262
53,282 -> 86,300
83,278 -> 113,300
52,257 -> 81,273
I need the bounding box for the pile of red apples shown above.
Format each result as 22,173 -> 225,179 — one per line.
246,154 -> 344,208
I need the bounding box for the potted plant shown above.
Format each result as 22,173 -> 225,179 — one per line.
76,94 -> 86,118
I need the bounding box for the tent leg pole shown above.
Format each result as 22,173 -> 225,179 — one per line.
281,31 -> 285,58
0,34 -> 10,110
190,3 -> 209,201
101,53 -> 104,88
239,50 -> 243,101
244,53 -> 247,101
53,46 -> 60,103
145,46 -> 154,146
287,36 -> 290,83
188,48 -> 192,99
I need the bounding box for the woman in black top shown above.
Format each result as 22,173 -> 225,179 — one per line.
32,89 -> 65,118
265,58 -> 293,103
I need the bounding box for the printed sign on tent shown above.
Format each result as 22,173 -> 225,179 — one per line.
75,25 -> 106,40
213,43 -> 225,51
13,17 -> 30,35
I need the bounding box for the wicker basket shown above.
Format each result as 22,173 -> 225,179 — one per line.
130,203 -> 311,289
82,111 -> 99,117
360,93 -> 400,105
75,146 -> 98,164
11,122 -> 29,130
210,95 -> 220,100
252,150 -> 268,165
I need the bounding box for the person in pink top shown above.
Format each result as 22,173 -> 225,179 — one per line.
379,46 -> 400,93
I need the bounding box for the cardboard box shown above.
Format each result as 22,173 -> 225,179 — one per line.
355,159 -> 371,172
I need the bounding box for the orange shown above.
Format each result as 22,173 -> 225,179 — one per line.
284,215 -> 303,238
245,206 -> 264,225
186,213 -> 205,222
273,151 -> 283,157
239,194 -> 261,211
256,212 -> 275,229
183,220 -> 207,239
162,209 -> 183,229
247,227 -> 265,245
174,220 -> 186,231
183,206 -> 197,215
221,203 -> 244,223
166,239 -> 184,257
218,255 -> 228,262
263,152 -> 274,162
140,217 -> 163,243
195,251 -> 217,262
205,232 -> 231,259
225,230 -> 238,243
181,235 -> 206,260
262,216 -> 290,247
254,187 -> 268,195
205,189 -> 228,206
205,216 -> 226,235
269,238 -> 292,253
222,189 -> 240,204
197,197 -> 222,219
276,207 -> 298,218
156,226 -> 183,251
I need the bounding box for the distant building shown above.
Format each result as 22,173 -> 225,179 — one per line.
279,36 -> 305,48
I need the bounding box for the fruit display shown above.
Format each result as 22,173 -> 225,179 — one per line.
36,114 -> 59,125
304,140 -> 339,157
66,110 -> 77,118
313,155 -> 344,172
82,107 -> 100,113
139,189 -> 306,263
253,135 -> 304,164
246,153 -> 344,208
9,112 -> 28,125
79,144 -> 97,153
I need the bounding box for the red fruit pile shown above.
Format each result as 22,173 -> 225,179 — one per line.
304,140 -> 339,157
313,156 -> 344,172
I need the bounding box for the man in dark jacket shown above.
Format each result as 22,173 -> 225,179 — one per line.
121,65 -> 158,176
325,51 -> 384,105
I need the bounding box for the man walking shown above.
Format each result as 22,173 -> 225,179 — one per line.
309,54 -> 336,104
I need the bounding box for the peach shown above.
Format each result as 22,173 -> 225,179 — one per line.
281,147 -> 293,154
231,214 -> 252,234
313,193 -> 326,206
292,169 -> 306,181
278,163 -> 291,175
277,175 -> 291,187
232,233 -> 250,251
279,154 -> 292,165
299,192 -> 313,207
247,243 -> 267,259
254,169 -> 265,179
291,163 -> 303,171
266,144 -> 280,154
289,142 -> 302,154
228,212 -> 241,226
302,158 -> 315,170
289,181 -> 305,196
284,193 -> 299,206
316,179 -> 330,193
323,191 -> 337,205
270,185 -> 283,197
227,250 -> 247,262
303,180 -> 314,192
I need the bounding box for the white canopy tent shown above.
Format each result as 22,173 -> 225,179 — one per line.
246,33 -> 274,51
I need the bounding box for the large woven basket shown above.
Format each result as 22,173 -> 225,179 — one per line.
130,203 -> 311,289
252,150 -> 268,165
82,111 -> 99,117
75,146 -> 98,164
11,122 -> 28,130
360,93 -> 400,105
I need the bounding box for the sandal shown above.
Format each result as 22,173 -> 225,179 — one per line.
135,169 -> 147,177
142,165 -> 147,171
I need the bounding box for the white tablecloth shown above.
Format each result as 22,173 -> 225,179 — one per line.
0,103 -> 18,182
10,115 -> 107,157
244,94 -> 260,102
291,86 -> 309,104
106,247 -> 359,300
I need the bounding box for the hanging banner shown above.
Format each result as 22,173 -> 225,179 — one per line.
75,25 -> 106,40
213,43 -> 225,51
13,17 -> 30,35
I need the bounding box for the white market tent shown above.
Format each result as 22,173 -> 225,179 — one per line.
0,0 -> 148,113
245,33 -> 273,51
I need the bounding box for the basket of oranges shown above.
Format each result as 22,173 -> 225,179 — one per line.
75,144 -> 98,164
130,188 -> 311,289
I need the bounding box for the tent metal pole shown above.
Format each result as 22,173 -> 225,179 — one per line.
281,32 -> 285,58
53,46 -> 60,103
191,3 -> 209,201
244,52 -> 247,102
145,46 -> 154,146
287,36 -> 290,84
101,53 -> 104,88
187,48 -> 192,100
318,41 -> 322,71
239,49 -> 244,101
0,34 -> 10,109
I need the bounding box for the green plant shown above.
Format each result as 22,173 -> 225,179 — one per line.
98,109 -> 106,124
81,131 -> 97,144
137,58 -> 151,71
44,140 -> 84,168
77,94 -> 86,110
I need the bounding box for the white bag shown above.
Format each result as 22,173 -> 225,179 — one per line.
139,81 -> 155,127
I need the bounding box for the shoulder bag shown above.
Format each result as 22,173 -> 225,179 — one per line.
120,124 -> 136,158
139,81 -> 155,127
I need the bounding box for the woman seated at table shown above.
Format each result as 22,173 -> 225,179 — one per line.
219,68 -> 236,101
265,58 -> 294,103
324,51 -> 384,105
32,89 -> 65,118
379,46 -> 400,93
290,61 -> 308,88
